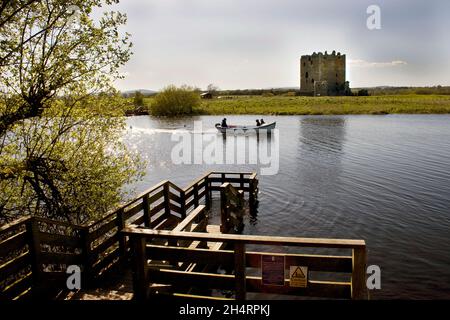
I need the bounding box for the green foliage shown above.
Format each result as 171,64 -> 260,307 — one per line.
357,89 -> 370,96
134,91 -> 145,107
0,1 -> 144,225
151,85 -> 201,116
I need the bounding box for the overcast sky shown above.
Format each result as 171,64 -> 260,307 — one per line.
101,0 -> 450,91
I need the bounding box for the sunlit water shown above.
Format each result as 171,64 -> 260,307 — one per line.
123,115 -> 450,299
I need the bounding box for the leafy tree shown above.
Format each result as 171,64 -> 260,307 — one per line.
151,85 -> 200,116
0,0 -> 143,224
206,83 -> 219,96
133,91 -> 144,107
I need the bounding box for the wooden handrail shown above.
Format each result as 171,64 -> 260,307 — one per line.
123,227 -> 366,249
0,216 -> 31,235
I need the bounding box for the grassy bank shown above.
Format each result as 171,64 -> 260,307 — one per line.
128,94 -> 450,116
194,94 -> 450,115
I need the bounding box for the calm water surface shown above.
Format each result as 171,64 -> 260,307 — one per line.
124,115 -> 450,299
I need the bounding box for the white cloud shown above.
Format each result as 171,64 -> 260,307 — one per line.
349,59 -> 408,68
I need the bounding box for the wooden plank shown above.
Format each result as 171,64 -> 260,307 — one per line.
184,188 -> 194,199
122,227 -> 366,249
92,247 -> 120,275
172,206 -> 206,232
168,181 -> 184,193
169,202 -> 182,215
130,214 -> 145,226
91,233 -> 119,256
0,272 -> 32,300
168,192 -> 181,204
38,232 -> 82,248
150,201 -> 165,216
247,252 -> 353,273
0,231 -> 28,257
34,216 -> 86,230
0,216 -> 30,236
198,189 -> 206,201
150,212 -> 167,229
185,198 -> 196,211
246,278 -> 351,299
90,218 -> 117,240
147,268 -> 235,290
123,202 -> 144,220
159,292 -> 233,301
208,177 -> 251,184
145,246 -> 352,273
40,252 -> 83,265
0,252 -> 31,282
148,190 -> 165,204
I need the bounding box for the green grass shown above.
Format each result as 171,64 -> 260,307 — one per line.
134,94 -> 450,116
195,94 -> 450,115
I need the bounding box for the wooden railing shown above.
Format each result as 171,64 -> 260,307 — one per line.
0,171 -> 258,300
123,227 -> 368,300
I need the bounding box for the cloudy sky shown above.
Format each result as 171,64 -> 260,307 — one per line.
101,0 -> 450,91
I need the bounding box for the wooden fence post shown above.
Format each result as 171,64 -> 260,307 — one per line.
81,228 -> 94,288
131,235 -> 148,300
25,217 -> 42,297
234,242 -> 246,300
143,194 -> 151,227
205,178 -> 211,210
164,183 -> 171,217
193,183 -> 199,208
117,208 -> 127,263
180,190 -> 186,218
352,246 -> 368,300
220,186 -> 229,233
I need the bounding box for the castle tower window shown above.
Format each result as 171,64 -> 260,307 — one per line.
305,72 -> 308,78
312,78 -> 314,83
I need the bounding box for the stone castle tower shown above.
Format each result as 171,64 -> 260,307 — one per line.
300,51 -> 349,96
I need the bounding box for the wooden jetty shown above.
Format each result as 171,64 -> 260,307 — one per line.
0,171 -> 368,300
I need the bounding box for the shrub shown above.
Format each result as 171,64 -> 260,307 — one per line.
357,89 -> 370,96
262,92 -> 274,97
133,91 -> 145,107
151,85 -> 200,116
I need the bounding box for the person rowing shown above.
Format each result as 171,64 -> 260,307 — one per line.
260,119 -> 265,125
221,118 -> 228,128
256,119 -> 261,127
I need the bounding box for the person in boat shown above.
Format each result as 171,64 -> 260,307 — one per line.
256,119 -> 261,126
221,118 -> 228,127
260,119 -> 265,125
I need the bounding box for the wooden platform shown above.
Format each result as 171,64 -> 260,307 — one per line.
64,224 -> 223,300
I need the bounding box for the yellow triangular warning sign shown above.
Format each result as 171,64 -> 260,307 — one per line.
289,266 -> 308,288
291,266 -> 305,278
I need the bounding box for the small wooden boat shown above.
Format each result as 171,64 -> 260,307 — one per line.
215,121 -> 276,134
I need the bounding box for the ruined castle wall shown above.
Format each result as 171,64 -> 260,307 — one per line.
300,52 -> 346,95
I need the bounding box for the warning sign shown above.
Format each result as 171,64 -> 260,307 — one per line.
261,255 -> 285,286
289,266 -> 308,287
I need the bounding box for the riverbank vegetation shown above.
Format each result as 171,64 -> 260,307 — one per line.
124,93 -> 450,116
0,1 -> 143,225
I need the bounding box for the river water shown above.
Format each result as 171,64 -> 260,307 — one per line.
123,115 -> 450,299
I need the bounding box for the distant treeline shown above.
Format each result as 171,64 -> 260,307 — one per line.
219,86 -> 450,96
121,86 -> 450,99
356,86 -> 450,96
